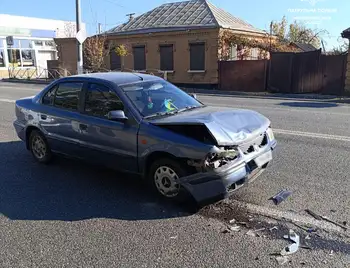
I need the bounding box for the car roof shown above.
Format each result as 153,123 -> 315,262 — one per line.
60,72 -> 163,85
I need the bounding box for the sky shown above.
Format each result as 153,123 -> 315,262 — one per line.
1,0 -> 349,50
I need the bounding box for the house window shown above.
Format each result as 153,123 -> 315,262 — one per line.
160,44 -> 174,71
189,42 -> 205,71
229,45 -> 237,60
110,50 -> 121,70
133,45 -> 146,71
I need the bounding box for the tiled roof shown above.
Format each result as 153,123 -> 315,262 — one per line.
105,0 -> 264,35
292,42 -> 318,52
342,27 -> 350,38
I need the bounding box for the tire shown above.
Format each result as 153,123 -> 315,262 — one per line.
147,157 -> 190,203
28,130 -> 52,164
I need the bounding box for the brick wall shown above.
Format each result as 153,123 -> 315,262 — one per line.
106,28 -> 220,85
54,38 -> 78,75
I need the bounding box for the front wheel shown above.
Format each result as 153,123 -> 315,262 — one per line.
147,158 -> 189,202
28,130 -> 52,164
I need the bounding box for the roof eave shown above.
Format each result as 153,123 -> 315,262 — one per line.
104,25 -> 219,36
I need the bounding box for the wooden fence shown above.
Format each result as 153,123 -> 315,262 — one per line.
219,50 -> 348,95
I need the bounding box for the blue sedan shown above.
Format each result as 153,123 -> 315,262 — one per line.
13,72 -> 277,203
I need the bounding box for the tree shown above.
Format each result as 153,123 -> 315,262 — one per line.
271,16 -> 328,48
83,35 -> 130,72
83,35 -> 110,72
329,39 -> 349,55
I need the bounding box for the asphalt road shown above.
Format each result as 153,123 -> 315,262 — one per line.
0,82 -> 349,268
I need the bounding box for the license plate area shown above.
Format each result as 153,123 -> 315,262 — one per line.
254,150 -> 273,167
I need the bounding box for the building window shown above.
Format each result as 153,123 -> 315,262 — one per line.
189,42 -> 205,71
84,83 -> 124,118
110,50 -> 121,70
229,45 -> 237,60
0,39 -> 4,67
54,82 -> 83,111
7,39 -> 35,67
159,44 -> 174,71
133,45 -> 146,71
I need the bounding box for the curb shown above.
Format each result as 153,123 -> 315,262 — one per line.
183,89 -> 350,104
0,79 -> 52,85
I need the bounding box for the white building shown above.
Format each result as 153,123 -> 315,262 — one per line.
0,14 -> 86,77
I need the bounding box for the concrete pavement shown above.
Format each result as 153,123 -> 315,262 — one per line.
0,82 -> 349,267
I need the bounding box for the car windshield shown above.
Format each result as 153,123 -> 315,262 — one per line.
120,80 -> 204,118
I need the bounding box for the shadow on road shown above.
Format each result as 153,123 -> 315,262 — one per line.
0,141 -> 195,222
278,101 -> 338,108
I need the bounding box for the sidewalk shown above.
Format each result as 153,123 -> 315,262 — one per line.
2,77 -> 350,104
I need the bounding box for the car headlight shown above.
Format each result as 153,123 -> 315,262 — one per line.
266,127 -> 275,141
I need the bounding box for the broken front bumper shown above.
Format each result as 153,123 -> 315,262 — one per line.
180,139 -> 277,204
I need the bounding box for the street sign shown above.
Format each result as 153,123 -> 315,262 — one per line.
76,29 -> 87,44
6,36 -> 14,46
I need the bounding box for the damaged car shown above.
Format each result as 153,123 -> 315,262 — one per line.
13,72 -> 277,204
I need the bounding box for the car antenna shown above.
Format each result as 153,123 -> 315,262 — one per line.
132,72 -> 144,81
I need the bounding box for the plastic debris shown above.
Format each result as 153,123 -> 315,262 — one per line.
276,256 -> 289,265
229,218 -> 236,224
280,229 -> 300,256
329,250 -> 334,256
269,226 -> 278,232
305,234 -> 311,240
229,225 -> 241,232
170,235 -> 178,239
270,190 -> 292,205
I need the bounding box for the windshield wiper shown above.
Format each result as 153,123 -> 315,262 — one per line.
177,105 -> 202,113
144,110 -> 179,119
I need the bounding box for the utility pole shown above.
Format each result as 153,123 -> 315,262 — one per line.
98,23 -> 102,34
76,0 -> 83,74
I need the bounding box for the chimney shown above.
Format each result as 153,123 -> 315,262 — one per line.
126,13 -> 135,22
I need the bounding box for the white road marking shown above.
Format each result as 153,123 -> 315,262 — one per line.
274,129 -> 350,142
229,200 -> 345,233
204,102 -> 350,116
0,98 -> 15,103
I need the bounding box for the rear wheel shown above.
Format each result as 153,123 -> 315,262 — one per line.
147,158 -> 190,202
29,130 -> 52,164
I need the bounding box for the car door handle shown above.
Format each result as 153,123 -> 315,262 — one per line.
79,123 -> 88,131
40,114 -> 47,120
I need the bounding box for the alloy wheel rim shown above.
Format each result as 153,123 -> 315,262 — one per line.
32,136 -> 47,159
154,166 -> 180,198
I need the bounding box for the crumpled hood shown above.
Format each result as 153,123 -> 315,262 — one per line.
148,106 -> 270,146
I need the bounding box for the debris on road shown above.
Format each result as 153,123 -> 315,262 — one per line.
305,209 -> 347,231
229,225 -> 241,232
275,256 -> 289,265
229,218 -> 236,224
170,235 -> 178,239
305,209 -> 322,220
280,229 -> 300,256
270,190 -> 292,205
269,226 -> 278,232
246,228 -> 265,237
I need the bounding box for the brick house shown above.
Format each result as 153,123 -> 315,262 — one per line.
341,27 -> 350,93
103,0 -> 268,87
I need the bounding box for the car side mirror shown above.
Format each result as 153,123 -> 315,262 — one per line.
189,93 -> 197,99
108,110 -> 128,122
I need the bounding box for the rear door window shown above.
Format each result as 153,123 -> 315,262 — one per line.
42,85 -> 58,105
53,82 -> 83,111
